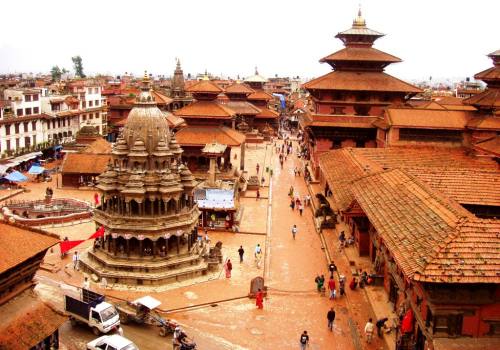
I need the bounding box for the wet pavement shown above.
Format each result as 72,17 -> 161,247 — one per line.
13,141 -> 391,350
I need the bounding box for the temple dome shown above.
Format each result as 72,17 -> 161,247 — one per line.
122,72 -> 171,154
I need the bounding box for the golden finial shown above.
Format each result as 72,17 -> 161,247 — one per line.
255,66 -> 259,75
202,69 -> 209,80
353,5 -> 366,27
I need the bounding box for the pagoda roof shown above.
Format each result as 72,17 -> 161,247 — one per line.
224,101 -> 261,115
255,107 -> 279,119
474,66 -> 500,81
385,107 -> 471,130
474,136 -> 500,157
174,100 -> 236,119
244,71 -> 267,83
186,80 -> 223,94
247,90 -> 273,101
320,47 -> 401,64
464,89 -> 500,109
336,26 -> 384,37
303,70 -> 421,93
467,116 -> 500,130
175,125 -> 245,147
224,83 -> 254,94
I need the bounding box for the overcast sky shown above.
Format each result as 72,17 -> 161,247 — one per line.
0,0 -> 498,82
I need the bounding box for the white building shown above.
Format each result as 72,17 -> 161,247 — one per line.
0,89 -> 46,156
67,81 -> 107,135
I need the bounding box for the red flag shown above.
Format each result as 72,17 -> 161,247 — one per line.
401,309 -> 414,333
89,226 -> 105,239
60,240 -> 85,254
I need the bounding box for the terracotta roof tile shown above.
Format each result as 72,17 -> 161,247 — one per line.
351,169 -> 474,280
474,66 -> 500,81
174,100 -> 235,119
405,167 -> 500,207
319,147 -> 499,212
320,47 -> 402,63
247,91 -> 273,101
61,153 -> 111,174
223,101 -> 261,115
467,116 -> 500,130
386,107 -> 471,129
83,138 -> 112,154
303,71 -> 422,93
175,125 -> 245,147
414,217 -> 500,283
464,88 -> 500,108
0,222 -> 59,274
0,290 -> 67,350
255,107 -> 279,119
224,83 -> 254,94
185,80 -> 223,94
474,136 -> 500,156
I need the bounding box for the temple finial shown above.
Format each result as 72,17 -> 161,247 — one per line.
353,5 -> 366,27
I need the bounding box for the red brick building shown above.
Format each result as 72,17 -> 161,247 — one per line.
318,147 -> 500,349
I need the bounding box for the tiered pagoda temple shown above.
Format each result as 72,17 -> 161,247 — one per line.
80,73 -> 208,285
245,69 -> 280,132
174,79 -> 246,173
301,9 -> 421,173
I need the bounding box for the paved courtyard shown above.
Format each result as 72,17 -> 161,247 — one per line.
6,141 -> 391,350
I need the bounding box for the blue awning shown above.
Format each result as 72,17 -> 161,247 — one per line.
28,165 -> 45,174
4,171 -> 28,182
54,145 -> 63,151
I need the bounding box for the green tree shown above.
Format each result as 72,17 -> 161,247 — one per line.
72,56 -> 86,78
51,65 -> 62,81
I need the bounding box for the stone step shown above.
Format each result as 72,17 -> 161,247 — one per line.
86,249 -> 204,272
80,255 -> 209,283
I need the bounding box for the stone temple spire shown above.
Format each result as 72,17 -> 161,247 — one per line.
172,59 -> 185,97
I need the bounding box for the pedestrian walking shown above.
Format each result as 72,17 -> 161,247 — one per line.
339,275 -> 346,296
256,163 -> 260,174
289,186 -> 294,197
256,189 -> 260,201
327,308 -> 336,331
72,251 -> 79,270
82,276 -> 90,290
299,203 -> 303,216
256,288 -> 264,309
328,261 -> 337,278
224,259 -> 233,278
299,331 -> 309,350
255,243 -> 262,256
365,318 -> 375,344
238,246 -> 245,263
328,277 -> 336,299
290,199 -> 295,210
376,318 -> 389,337
291,224 -> 297,239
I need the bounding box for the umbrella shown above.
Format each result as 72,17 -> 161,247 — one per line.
28,165 -> 45,175
4,171 -> 28,182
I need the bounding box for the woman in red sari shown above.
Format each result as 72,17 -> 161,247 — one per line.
224,259 -> 233,278
256,288 -> 264,309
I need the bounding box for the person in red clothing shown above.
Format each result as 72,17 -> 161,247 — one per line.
328,277 -> 336,299
224,259 -> 233,278
256,289 -> 264,309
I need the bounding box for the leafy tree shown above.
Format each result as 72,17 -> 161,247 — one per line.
51,65 -> 62,81
72,56 -> 86,78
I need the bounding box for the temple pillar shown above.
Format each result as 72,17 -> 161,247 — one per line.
165,238 -> 169,258
176,235 -> 180,254
113,238 -> 117,256
153,240 -> 157,257
150,199 -> 154,216
139,240 -> 143,257
126,239 -> 130,257
187,233 -> 192,251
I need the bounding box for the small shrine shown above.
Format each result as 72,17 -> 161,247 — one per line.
194,142 -> 240,230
